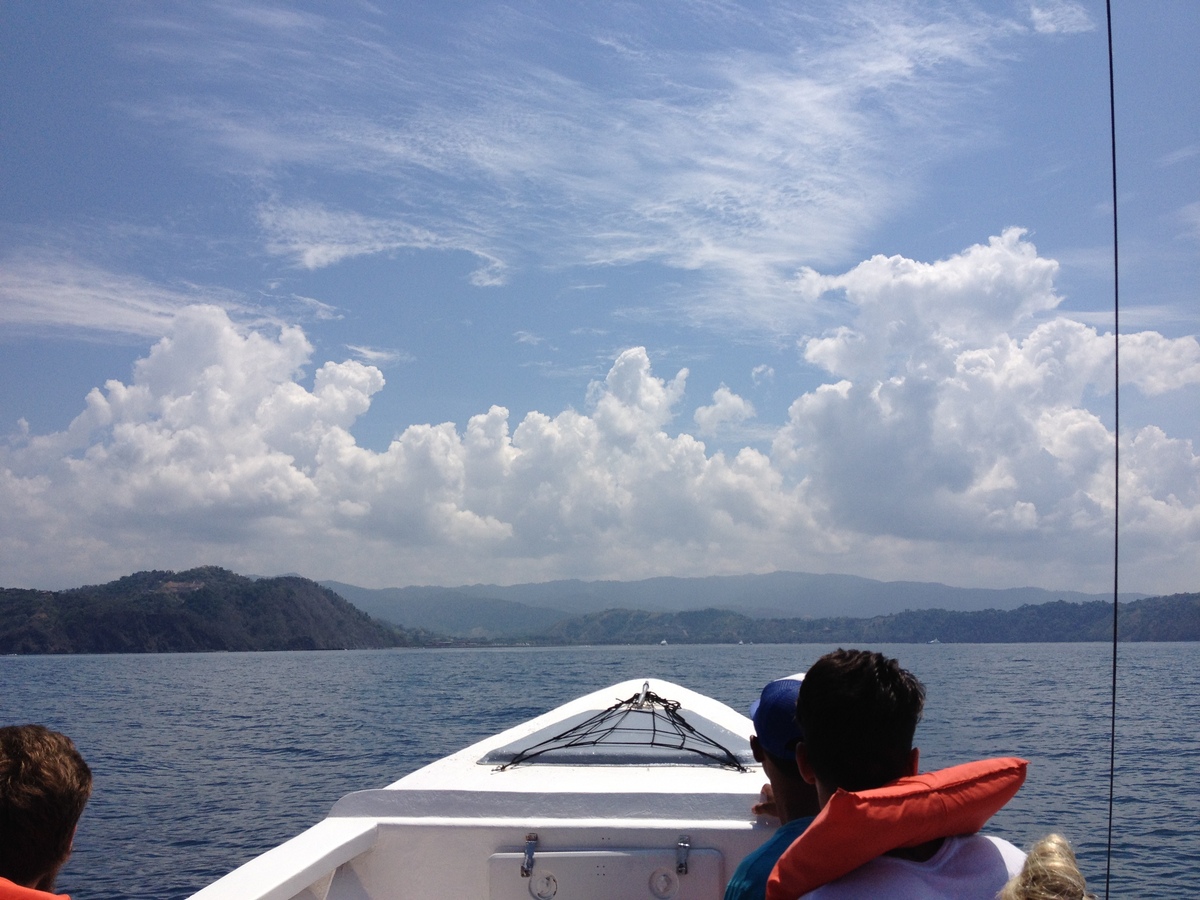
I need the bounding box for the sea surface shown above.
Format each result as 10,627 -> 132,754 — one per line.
3,642 -> 1198,899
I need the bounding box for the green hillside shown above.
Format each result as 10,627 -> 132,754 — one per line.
0,567 -> 432,653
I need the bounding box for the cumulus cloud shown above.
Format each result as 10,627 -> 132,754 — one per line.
0,316 -> 805,588
3,233 -> 1199,593
694,385 -> 756,435
778,231 -> 1200,584
797,229 -> 1061,377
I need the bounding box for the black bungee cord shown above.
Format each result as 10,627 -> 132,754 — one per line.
1103,1 -> 1120,897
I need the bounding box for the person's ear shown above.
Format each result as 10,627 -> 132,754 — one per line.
750,734 -> 765,763
795,741 -> 817,785
906,747 -> 920,777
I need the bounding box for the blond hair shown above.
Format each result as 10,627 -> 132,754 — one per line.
999,833 -> 1096,900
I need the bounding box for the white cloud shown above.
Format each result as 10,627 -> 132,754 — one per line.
3,233 -> 1199,594
0,317 -> 804,587
694,385 -> 756,435
798,229 -> 1062,379
290,294 -> 344,321
1180,201 -> 1200,242
752,365 -> 775,385
256,201 -> 509,285
345,345 -> 414,366
587,348 -> 688,436
0,254 -> 244,338
1159,144 -> 1199,168
1030,2 -> 1095,35
256,202 -> 437,270
777,233 -> 1200,587
218,4 -> 325,33
1120,331 -> 1200,395
127,2 -> 1035,327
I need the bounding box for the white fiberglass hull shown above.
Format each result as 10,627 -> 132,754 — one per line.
190,678 -> 772,900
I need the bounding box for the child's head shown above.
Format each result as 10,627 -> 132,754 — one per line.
999,834 -> 1095,900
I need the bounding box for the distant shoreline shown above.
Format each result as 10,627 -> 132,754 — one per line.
3,567 -> 1196,653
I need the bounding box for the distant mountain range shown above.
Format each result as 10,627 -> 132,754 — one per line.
534,595 -> 1200,644
2,568 -> 1188,654
323,571 -> 1147,638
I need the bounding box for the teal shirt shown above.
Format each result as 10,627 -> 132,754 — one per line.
724,816 -> 815,900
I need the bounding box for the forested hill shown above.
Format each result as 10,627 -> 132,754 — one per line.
0,567 -> 431,653
537,594 -> 1200,644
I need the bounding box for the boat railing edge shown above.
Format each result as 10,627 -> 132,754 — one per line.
186,819 -> 378,900
328,788 -> 759,821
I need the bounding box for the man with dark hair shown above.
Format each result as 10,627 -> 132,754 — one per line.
724,675 -> 820,900
0,725 -> 93,900
791,649 -> 1023,898
797,648 -> 926,795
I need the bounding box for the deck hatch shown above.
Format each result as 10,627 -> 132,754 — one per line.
479,686 -> 751,770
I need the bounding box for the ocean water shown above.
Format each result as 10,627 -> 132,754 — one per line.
2,642 -> 1197,898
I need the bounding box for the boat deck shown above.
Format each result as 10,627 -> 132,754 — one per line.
190,678 -> 772,900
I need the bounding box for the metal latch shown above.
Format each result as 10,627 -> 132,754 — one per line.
521,832 -> 538,877
676,835 -> 691,874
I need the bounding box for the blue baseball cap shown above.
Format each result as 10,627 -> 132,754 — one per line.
749,673 -> 806,761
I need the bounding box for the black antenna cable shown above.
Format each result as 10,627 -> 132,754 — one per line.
1103,1 -> 1120,897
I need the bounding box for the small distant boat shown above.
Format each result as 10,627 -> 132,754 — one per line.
928,638 -> 941,644
660,639 -> 668,645
189,679 -> 764,900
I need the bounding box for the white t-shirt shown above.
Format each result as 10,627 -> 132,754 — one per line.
800,834 -> 1026,900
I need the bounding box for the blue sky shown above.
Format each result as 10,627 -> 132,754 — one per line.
2,0 -> 1198,594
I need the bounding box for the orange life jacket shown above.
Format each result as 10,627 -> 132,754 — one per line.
765,756 -> 1028,900
0,877 -> 69,900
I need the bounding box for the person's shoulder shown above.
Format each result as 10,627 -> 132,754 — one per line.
924,833 -> 1026,885
979,834 -> 1027,877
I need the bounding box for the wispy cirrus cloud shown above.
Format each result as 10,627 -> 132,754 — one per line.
345,344 -> 414,366
1180,201 -> 1200,243
1029,2 -> 1095,35
0,252 -> 329,341
125,1 -> 1039,328
0,254 -> 241,338
256,201 -> 508,283
1158,144 -> 1199,168
257,202 -> 440,268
